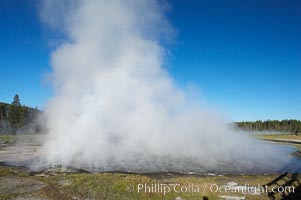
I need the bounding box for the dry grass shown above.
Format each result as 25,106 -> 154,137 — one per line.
1,165 -> 296,200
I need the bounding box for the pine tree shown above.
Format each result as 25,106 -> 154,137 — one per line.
8,94 -> 25,134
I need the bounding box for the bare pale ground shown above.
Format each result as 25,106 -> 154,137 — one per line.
0,135 -> 45,167
255,134 -> 301,141
1,134 -> 301,200
255,134 -> 301,151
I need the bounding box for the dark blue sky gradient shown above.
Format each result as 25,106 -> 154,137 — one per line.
0,0 -> 50,108
0,0 -> 300,120
168,0 -> 301,120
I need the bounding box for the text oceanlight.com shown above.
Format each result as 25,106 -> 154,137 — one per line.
128,183 -> 295,196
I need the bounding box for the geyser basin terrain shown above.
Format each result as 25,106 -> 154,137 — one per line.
1,135 -> 301,174
34,0 -> 297,173
1,163 -> 300,200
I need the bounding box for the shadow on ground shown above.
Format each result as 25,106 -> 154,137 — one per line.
265,173 -> 301,199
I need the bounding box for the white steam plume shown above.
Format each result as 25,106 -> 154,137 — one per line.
38,0 -> 291,173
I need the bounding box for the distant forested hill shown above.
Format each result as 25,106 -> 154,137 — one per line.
0,95 -> 42,134
235,120 -> 301,134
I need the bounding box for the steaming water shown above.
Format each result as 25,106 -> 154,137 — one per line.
1,138 -> 301,174
261,143 -> 301,173
34,0 -> 300,173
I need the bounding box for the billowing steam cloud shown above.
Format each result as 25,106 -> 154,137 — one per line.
38,0 -> 292,173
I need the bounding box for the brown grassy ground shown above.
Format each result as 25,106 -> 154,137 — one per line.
0,165 -> 300,200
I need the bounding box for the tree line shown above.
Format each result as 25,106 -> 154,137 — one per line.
235,120 -> 301,134
0,94 -> 41,134
1,94 -> 301,135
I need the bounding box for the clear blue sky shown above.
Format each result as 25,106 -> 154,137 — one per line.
0,0 -> 300,121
